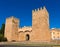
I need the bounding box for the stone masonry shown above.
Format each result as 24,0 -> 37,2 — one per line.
4,6 -> 51,42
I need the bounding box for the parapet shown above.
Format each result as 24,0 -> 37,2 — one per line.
32,6 -> 47,13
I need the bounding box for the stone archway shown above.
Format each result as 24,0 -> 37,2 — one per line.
26,34 -> 30,41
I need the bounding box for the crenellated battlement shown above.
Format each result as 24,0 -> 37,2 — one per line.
32,6 -> 46,13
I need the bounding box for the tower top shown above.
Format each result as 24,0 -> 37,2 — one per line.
6,16 -> 19,21
32,6 -> 47,13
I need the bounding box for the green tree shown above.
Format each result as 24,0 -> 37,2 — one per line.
0,24 -> 7,42
0,34 -> 7,42
0,28 -> 1,32
0,24 -> 5,35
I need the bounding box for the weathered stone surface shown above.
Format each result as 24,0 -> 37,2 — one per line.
4,6 -> 51,42
31,6 -> 51,42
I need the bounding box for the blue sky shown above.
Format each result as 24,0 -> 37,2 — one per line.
0,0 -> 60,29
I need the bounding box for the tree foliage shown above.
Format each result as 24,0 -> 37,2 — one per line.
0,24 -> 5,35
0,24 -> 7,42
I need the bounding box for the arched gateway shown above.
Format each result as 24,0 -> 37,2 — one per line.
26,34 -> 30,41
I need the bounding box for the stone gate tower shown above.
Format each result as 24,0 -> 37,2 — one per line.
4,16 -> 19,41
31,6 -> 51,42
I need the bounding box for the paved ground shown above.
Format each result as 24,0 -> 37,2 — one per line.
0,45 -> 53,47
0,42 -> 60,47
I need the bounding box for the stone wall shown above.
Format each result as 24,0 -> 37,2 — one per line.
4,16 -> 19,41
31,7 -> 51,42
4,6 -> 51,42
18,26 -> 32,41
